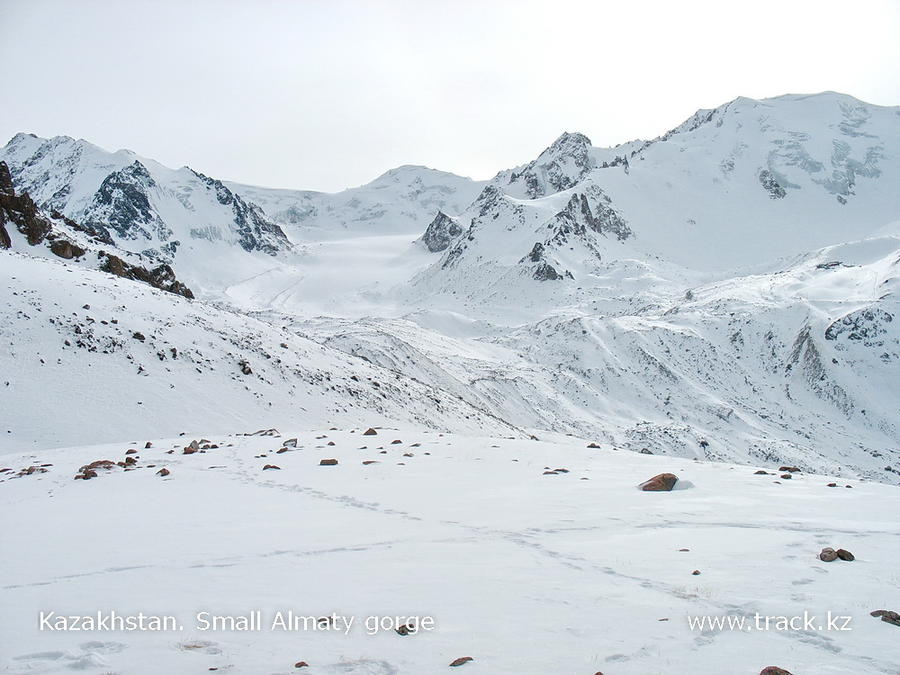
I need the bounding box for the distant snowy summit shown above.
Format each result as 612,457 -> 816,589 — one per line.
413,91 -> 900,293
3,91 -> 899,293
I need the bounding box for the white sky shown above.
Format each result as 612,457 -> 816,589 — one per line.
2,0 -> 899,192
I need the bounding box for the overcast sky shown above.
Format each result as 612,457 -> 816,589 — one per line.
2,0 -> 899,192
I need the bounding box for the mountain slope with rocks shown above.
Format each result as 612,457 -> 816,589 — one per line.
0,134 -> 292,294
0,251 -> 518,453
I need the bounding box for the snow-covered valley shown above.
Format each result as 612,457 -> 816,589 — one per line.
2,90 -> 900,673
3,427 -> 900,674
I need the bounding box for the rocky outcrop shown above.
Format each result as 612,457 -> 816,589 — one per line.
0,161 -> 52,247
825,307 -> 894,346
191,170 -> 289,255
759,169 -> 787,199
422,211 -> 462,252
505,132 -> 594,198
520,242 -> 564,281
84,161 -> 170,242
552,188 -> 632,242
99,252 -> 194,299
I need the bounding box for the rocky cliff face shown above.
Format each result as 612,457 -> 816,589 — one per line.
0,161 -> 193,299
0,134 -> 291,268
421,211 -> 463,252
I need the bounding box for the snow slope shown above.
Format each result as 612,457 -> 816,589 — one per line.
2,428 -> 899,674
0,252 -> 519,454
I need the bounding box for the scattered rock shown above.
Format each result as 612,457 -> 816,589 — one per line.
363,428 -> 378,436
819,547 -> 838,562
319,459 -> 338,466
238,359 -> 252,375
145,441 -> 153,448
403,452 -> 414,457
362,460 -> 379,465
283,438 -> 298,448
263,464 -> 281,470
827,482 -> 837,487
395,623 -> 416,636
79,460 -> 117,473
75,469 -> 98,480
587,442 -> 601,448
391,439 -> 403,444
780,474 -> 792,480
132,331 -> 146,341
754,470 -> 769,475
836,548 -> 855,561
157,468 -> 170,477
126,449 -> 138,455
250,428 -> 279,437
17,465 -> 48,477
639,472 -> 678,491
779,466 -> 801,473
294,662 -> 309,669
449,657 -> 474,667
276,447 -> 290,454
543,470 -> 558,475
759,668 -> 793,675
870,609 -> 900,626
691,570 -> 701,575
553,468 -> 569,473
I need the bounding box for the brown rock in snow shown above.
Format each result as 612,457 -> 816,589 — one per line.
157,468 -> 170,477
363,428 -> 378,436
449,657 -> 473,667
639,472 -> 679,491
759,668 -> 793,675
263,464 -> 281,470
819,547 -> 838,562
836,548 -> 855,561
79,460 -> 117,472
319,459 -> 338,466
870,609 -> 900,626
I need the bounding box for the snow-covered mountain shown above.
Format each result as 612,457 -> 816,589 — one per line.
1,91 -> 899,488
227,164 -> 485,239
416,92 -> 900,302
0,133 -> 293,295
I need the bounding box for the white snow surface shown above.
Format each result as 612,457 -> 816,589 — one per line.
1,428 -> 899,674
